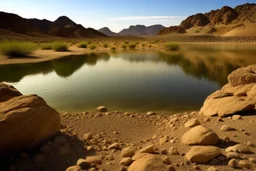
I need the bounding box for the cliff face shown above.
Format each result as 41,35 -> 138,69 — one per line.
0,12 -> 106,38
158,3 -> 256,35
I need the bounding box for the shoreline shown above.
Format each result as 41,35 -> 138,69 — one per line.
0,41 -> 256,66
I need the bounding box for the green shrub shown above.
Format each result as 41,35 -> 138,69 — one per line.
51,42 -> 69,52
0,41 -> 37,57
121,44 -> 127,49
89,44 -> 96,50
141,43 -> 146,48
124,41 -> 129,44
165,42 -> 180,51
41,43 -> 52,50
79,42 -> 88,48
103,43 -> 108,48
129,43 -> 136,50
111,47 -> 116,51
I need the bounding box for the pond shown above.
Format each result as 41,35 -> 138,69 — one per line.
1,44 -> 256,112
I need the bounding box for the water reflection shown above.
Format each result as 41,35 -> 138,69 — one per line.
1,46 -> 256,112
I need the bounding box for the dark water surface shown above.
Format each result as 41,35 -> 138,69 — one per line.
2,44 -> 256,112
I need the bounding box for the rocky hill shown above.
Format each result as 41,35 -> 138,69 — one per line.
0,12 -> 106,38
98,27 -> 118,36
119,24 -> 165,36
158,3 -> 256,35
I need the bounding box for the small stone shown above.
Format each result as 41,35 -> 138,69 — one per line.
86,156 -> 102,165
220,125 -> 235,131
163,156 -> 171,164
159,136 -> 168,145
217,155 -> 226,161
232,115 -> 242,120
77,158 -> 91,169
120,166 -> 127,171
246,141 -> 254,147
120,157 -> 133,166
83,133 -> 93,140
217,117 -> 223,122
139,145 -> 155,153
204,118 -> 211,122
225,144 -> 251,154
238,160 -> 251,169
184,119 -> 200,128
146,111 -> 156,116
121,147 -> 135,157
108,143 -> 120,150
207,166 -> 219,171
34,154 -> 45,162
168,165 -> 176,171
169,147 -> 179,155
228,159 -> 238,168
226,152 -> 241,159
96,106 -> 107,112
193,165 -> 200,170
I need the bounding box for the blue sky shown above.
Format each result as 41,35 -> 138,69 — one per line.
1,0 -> 255,32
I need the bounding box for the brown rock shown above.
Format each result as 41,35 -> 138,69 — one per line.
120,157 -> 133,166
238,160 -> 251,169
225,144 -> 252,154
184,119 -> 200,128
121,147 -> 136,157
0,94 -> 60,157
77,158 -> 91,169
228,159 -> 238,168
96,106 -> 107,112
228,65 -> 256,86
181,125 -> 219,145
200,95 -> 254,117
139,145 -> 155,153
128,154 -> 168,171
86,156 -> 102,165
0,83 -> 22,102
185,146 -> 221,164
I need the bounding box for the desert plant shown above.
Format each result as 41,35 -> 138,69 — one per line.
79,42 -> 88,48
121,44 -> 127,49
141,43 -> 146,48
129,43 -> 136,50
165,42 -> 180,51
103,43 -> 108,48
111,47 -> 116,51
89,44 -> 96,50
124,41 -> 129,44
41,43 -> 52,50
51,42 -> 69,52
0,41 -> 37,57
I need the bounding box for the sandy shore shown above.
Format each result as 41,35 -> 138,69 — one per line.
1,110 -> 255,171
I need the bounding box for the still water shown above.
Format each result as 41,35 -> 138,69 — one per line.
1,44 -> 256,112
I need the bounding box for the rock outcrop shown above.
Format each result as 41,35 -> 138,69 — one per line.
180,13 -> 210,30
200,65 -> 256,117
0,83 -> 60,156
157,26 -> 186,35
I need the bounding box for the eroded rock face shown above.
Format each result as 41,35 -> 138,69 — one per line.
128,154 -> 168,171
200,65 -> 256,117
181,125 -> 219,145
0,83 -> 60,156
180,13 -> 210,29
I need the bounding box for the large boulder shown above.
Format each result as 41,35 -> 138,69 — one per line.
128,154 -> 168,171
200,95 -> 255,117
0,84 -> 60,156
186,146 -> 221,164
0,83 -> 22,102
228,65 -> 256,86
181,125 -> 219,145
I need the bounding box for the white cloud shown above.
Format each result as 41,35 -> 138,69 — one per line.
108,16 -> 186,21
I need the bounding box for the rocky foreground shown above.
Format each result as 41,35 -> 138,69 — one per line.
0,65 -> 256,171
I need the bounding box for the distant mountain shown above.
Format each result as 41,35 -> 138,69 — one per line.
119,25 -> 165,36
0,11 -> 106,38
98,27 -> 118,36
158,3 -> 256,35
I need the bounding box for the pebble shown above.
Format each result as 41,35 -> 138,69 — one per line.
207,166 -> 219,171
121,147 -> 135,157
184,119 -> 200,128
159,136 -> 168,145
96,106 -> 107,112
163,156 -> 171,164
220,125 -> 235,131
168,165 -> 176,171
120,157 -> 133,166
232,115 -> 242,120
77,158 -> 91,169
108,143 -> 120,150
228,159 -> 238,168
226,152 -> 241,159
238,160 -> 251,169
169,147 -> 179,155
146,111 -> 156,116
83,133 -> 93,140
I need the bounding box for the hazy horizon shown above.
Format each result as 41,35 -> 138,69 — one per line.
1,0 -> 255,32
